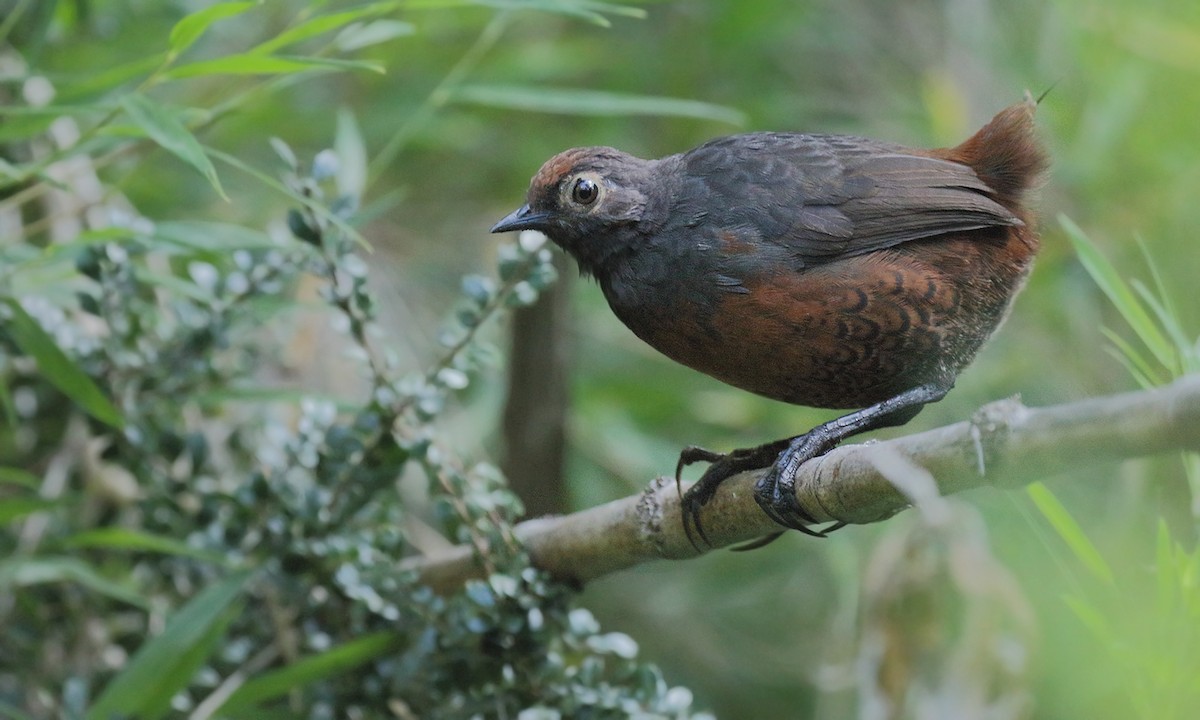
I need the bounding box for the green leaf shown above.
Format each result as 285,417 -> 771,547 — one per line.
249,2 -> 401,55
87,571 -> 251,720
1099,326 -> 1163,389
1131,279 -> 1192,369
1061,215 -> 1176,374
336,19 -> 415,51
169,1 -> 261,55
2,298 -> 123,428
0,496 -> 61,524
120,92 -> 228,200
453,84 -> 746,125
0,380 -> 15,426
63,527 -> 232,566
0,466 -> 40,489
150,220 -> 279,253
165,54 -> 385,79
206,147 -> 368,248
218,632 -> 400,713
1027,481 -> 1115,585
335,107 -> 367,200
58,55 -> 166,100
405,0 -> 646,26
0,556 -> 147,608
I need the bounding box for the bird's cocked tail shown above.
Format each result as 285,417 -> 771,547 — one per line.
947,98 -> 1049,211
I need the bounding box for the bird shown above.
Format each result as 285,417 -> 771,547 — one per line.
491,98 -> 1048,548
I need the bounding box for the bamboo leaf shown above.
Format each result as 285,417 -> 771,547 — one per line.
2,298 -> 123,428
0,497 -> 61,524
249,2 -> 402,55
63,527 -> 233,566
1099,326 -> 1164,389
165,54 -> 384,79
1027,481 -> 1115,585
120,92 -> 228,200
336,19 -> 415,51
1131,279 -> 1190,371
218,632 -> 400,713
453,85 -> 746,125
87,571 -> 251,720
169,1 -> 261,55
206,147 -> 368,248
1061,215 -> 1176,373
0,556 -> 146,608
0,467 -> 40,489
150,220 -> 279,253
334,107 -> 368,200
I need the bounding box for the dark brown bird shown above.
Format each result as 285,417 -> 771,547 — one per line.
492,99 -> 1047,547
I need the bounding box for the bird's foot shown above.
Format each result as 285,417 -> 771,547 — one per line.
753,431 -> 847,537
675,441 -> 788,550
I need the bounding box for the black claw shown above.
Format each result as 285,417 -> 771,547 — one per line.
753,437 -> 830,537
730,531 -> 785,552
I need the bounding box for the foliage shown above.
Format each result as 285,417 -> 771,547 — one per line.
1025,220 -> 1200,719
2,0 -> 1199,718
0,1 -> 720,717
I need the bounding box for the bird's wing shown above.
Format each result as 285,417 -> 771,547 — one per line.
680,132 -> 1019,266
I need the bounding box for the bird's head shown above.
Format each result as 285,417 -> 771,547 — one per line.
491,147 -> 660,275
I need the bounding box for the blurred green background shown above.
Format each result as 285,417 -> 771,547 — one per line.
8,0 -> 1200,716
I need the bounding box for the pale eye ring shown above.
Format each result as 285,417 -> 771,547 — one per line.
571,177 -> 599,206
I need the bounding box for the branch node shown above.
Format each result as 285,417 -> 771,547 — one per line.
969,395 -> 1027,479
636,476 -> 669,555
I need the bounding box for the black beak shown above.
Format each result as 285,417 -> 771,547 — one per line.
490,204 -> 551,234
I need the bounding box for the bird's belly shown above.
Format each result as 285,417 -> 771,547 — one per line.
612,243 -> 1026,409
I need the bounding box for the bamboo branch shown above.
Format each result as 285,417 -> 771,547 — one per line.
403,375 -> 1200,593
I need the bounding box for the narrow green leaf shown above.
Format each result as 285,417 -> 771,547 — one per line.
0,383 -> 17,426
0,496 -> 60,524
249,2 -> 401,55
1027,482 -> 1115,585
336,19 -> 415,51
169,1 -> 260,55
335,107 -> 368,200
165,54 -> 385,79
120,93 -> 228,200
1061,215 -> 1176,372
2,298 -> 123,428
0,556 -> 147,608
219,632 -> 400,713
138,610 -> 241,720
1131,279 -> 1190,370
63,527 -> 232,566
87,571 -> 251,720
206,147 -> 368,248
1100,326 -> 1164,389
0,467 -> 40,489
405,0 -> 646,25
58,55 -> 166,100
454,85 -> 746,125
133,268 -> 216,303
151,220 -> 279,253
1136,234 -> 1180,338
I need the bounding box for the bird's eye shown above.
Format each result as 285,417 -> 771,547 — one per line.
571,177 -> 599,206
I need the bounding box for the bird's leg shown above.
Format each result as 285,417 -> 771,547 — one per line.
676,439 -> 790,549
754,381 -> 952,531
